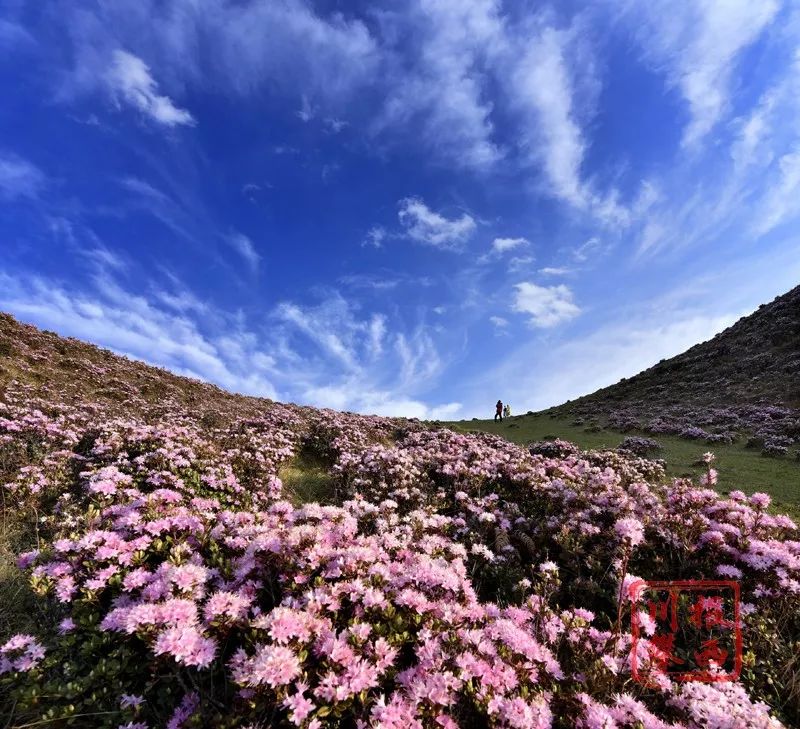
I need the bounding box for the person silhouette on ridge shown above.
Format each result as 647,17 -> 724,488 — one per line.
495,399 -> 503,422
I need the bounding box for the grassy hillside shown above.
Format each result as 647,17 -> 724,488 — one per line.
449,413 -> 800,520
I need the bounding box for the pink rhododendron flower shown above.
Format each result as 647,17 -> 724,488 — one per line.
614,517 -> 644,547
154,626 -> 216,668
58,617 -> 75,635
750,492 -> 772,509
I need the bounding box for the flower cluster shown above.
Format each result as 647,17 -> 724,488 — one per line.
0,634 -> 45,675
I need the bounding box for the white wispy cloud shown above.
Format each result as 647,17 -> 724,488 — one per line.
339,272 -> 433,292
395,329 -> 441,388
637,222 -> 667,257
155,287 -> 210,316
118,176 -> 194,241
507,21 -> 629,225
489,315 -> 508,328
227,232 -> 261,273
363,226 -> 387,248
208,0 -> 377,99
621,0 -> 781,147
120,176 -> 172,204
296,94 -> 316,122
731,95 -> 779,172
106,50 -> 195,127
507,256 -> 536,273
728,49 -> 800,169
398,197 -> 476,250
276,299 -> 361,372
242,183 -> 265,200
60,0 -> 378,119
272,292 -> 456,417
491,237 -> 528,254
116,178 -> 263,280
478,236 -> 531,264
572,236 -> 604,262
0,153 -> 45,200
368,314 -> 387,358
729,49 -> 800,175
512,282 -> 581,327
753,147 -> 800,237
539,266 -> 572,276
375,0 -> 505,170
631,46 -> 800,260
83,245 -> 126,272
324,117 -> 348,134
511,25 -> 587,206
274,292 -> 444,394
117,178 -> 262,279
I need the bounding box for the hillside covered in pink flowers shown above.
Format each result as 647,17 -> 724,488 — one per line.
1,313 -> 799,728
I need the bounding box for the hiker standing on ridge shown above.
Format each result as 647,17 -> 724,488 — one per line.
495,399 -> 503,422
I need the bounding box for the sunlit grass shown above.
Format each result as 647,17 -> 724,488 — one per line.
279,458 -> 338,506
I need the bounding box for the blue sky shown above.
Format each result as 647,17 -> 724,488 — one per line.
2,0 -> 800,419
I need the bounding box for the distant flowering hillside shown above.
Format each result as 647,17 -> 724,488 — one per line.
547,284 -> 800,445
0,313 -> 799,727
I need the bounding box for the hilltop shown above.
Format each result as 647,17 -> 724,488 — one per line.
560,283 -> 800,409
544,284 -> 800,445
0,312 -> 278,426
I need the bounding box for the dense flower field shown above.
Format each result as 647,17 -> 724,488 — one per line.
1,370 -> 799,727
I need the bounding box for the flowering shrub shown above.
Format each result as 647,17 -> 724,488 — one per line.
1,372 -> 799,727
527,439 -> 578,459
618,436 -> 661,456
